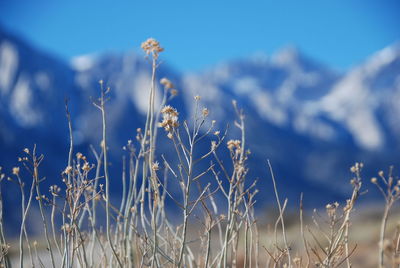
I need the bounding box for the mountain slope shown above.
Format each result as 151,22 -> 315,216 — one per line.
1,27 -> 400,213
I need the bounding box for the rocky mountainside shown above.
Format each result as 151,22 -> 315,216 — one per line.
1,27 -> 400,213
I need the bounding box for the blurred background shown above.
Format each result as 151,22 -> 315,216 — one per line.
0,0 -> 400,222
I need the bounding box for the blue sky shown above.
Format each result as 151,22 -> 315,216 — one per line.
1,0 -> 399,71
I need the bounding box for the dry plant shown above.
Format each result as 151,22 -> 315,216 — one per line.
371,167 -> 400,268
0,38 -> 397,268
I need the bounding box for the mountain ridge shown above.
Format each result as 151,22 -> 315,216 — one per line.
1,26 -> 400,212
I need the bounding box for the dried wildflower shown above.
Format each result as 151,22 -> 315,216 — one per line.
64,166 -> 73,175
202,108 -> 209,117
160,77 -> 174,89
152,162 -> 160,171
159,105 -> 179,133
211,141 -> 217,150
371,177 -> 378,184
326,202 -> 339,217
141,38 -> 164,60
82,162 -> 91,172
214,131 -> 220,136
50,185 -> 61,196
12,167 -> 20,176
23,148 -> 29,154
161,105 -> 178,116
194,95 -> 201,101
170,89 -> 178,96
76,152 -> 83,159
378,170 -> 384,177
227,140 -> 241,151
350,162 -> 363,173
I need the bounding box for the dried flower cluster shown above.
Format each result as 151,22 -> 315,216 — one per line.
325,201 -> 339,217
227,139 -> 241,152
141,38 -> 164,60
12,167 -> 20,176
160,78 -> 174,89
159,105 -> 179,138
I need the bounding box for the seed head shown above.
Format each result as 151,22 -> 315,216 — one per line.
12,167 -> 20,176
160,78 -> 174,89
152,162 -> 160,171
202,108 -> 209,117
211,141 -> 217,150
64,166 -> 73,175
170,89 -> 178,96
82,162 -> 91,172
141,38 -> 164,60
227,140 -> 241,151
159,106 -> 179,133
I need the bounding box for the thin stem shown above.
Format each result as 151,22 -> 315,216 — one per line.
379,202 -> 391,268
99,83 -> 123,268
33,148 -> 56,268
267,159 -> 292,268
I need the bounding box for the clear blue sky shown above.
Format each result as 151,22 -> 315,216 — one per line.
0,0 -> 399,71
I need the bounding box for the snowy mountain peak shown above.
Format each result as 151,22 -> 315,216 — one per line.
71,54 -> 96,72
316,43 -> 400,151
271,46 -> 300,66
362,42 -> 400,76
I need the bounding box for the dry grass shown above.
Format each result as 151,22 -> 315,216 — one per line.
0,38 -> 399,268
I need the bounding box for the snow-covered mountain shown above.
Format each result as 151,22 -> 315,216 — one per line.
1,26 -> 400,213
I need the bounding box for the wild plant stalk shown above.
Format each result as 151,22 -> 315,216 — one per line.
300,193 -> 310,268
63,100 -> 74,268
50,188 -> 62,258
96,80 -> 123,268
26,145 -> 57,268
267,159 -> 292,267
88,144 -> 104,266
12,170 -> 35,268
0,168 -> 10,268
371,166 -> 400,268
149,49 -> 160,268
